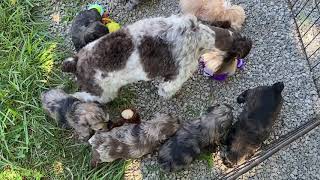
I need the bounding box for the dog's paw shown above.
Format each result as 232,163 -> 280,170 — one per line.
125,2 -> 137,10
158,87 -> 174,99
72,92 -> 101,102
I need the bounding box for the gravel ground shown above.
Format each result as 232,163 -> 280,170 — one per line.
48,0 -> 320,179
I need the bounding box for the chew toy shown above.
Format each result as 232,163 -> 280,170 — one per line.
107,108 -> 140,130
88,4 -> 121,33
102,12 -> 121,33
88,4 -> 104,16
199,57 -> 245,81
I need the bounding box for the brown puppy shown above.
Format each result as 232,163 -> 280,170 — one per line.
222,82 -> 284,167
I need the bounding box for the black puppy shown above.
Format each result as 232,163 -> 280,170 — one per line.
71,8 -> 108,51
222,82 -> 284,167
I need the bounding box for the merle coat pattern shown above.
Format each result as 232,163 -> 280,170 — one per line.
158,104 -> 233,172
62,15 -> 251,103
41,89 -> 109,141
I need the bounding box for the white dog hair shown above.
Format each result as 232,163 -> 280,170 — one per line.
62,14 -> 250,103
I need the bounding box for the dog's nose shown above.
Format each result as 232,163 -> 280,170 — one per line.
222,157 -> 233,168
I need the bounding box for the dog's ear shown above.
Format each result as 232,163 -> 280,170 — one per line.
232,34 -> 252,58
84,22 -> 109,44
272,82 -> 284,93
237,90 -> 249,104
208,20 -> 231,29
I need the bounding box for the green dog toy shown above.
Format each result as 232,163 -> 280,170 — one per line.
88,4 -> 104,16
88,4 -> 121,32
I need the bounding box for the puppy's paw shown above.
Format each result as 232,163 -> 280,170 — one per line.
125,2 -> 137,10
158,157 -> 175,172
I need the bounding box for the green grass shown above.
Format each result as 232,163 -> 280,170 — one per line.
0,0 -> 127,179
198,153 -> 214,168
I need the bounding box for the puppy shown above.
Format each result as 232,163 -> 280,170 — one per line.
180,0 -> 246,30
62,14 -> 251,103
89,114 -> 180,165
41,89 -> 109,141
158,104 -> 233,172
200,26 -> 252,76
71,8 -> 109,51
222,82 -> 284,167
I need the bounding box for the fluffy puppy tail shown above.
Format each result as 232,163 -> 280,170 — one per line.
223,5 -> 246,30
62,56 -> 78,73
180,0 -> 205,15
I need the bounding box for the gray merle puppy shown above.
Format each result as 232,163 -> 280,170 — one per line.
158,104 -> 233,172
89,114 -> 180,165
222,82 -> 284,167
41,89 -> 109,141
62,14 -> 252,104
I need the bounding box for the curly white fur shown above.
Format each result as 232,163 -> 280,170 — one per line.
71,15 -> 219,103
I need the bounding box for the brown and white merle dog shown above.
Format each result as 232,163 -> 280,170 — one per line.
62,14 -> 252,104
221,82 -> 284,167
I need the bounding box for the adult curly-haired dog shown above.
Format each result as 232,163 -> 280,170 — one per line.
62,15 -> 252,103
222,82 -> 284,167
158,104 -> 233,172
41,89 -> 109,141
89,114 -> 180,166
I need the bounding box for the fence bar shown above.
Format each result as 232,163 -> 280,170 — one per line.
305,31 -> 320,49
221,118 -> 320,180
298,1 -> 320,28
295,0 -> 312,17
301,16 -> 320,39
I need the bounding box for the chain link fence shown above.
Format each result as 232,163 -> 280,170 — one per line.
288,0 -> 320,90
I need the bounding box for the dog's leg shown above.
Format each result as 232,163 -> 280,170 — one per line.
158,62 -> 197,99
125,0 -> 140,10
72,92 -> 101,103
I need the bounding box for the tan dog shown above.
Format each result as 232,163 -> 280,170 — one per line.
180,0 -> 246,30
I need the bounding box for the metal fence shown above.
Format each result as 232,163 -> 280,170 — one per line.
287,0 -> 320,89
219,2 -> 320,179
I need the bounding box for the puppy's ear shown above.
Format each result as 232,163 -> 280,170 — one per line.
237,90 -> 248,104
232,34 -> 253,58
272,82 -> 284,93
209,20 -> 231,29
